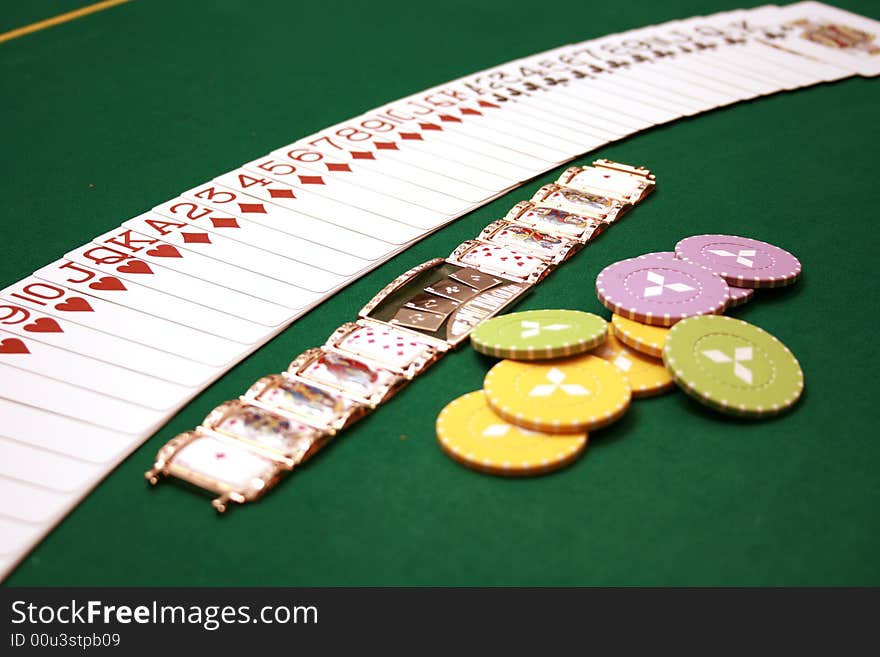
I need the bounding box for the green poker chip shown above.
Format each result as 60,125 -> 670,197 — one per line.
471,310 -> 607,360
663,315 -> 804,418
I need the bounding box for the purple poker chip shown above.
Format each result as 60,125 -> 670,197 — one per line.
674,234 -> 801,289
727,285 -> 754,308
596,252 -> 730,327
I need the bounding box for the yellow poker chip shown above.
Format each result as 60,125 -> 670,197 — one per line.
436,391 -> 587,476
593,331 -> 674,398
483,355 -> 630,433
611,314 -> 669,358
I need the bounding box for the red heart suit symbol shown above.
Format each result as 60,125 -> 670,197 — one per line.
0,337 -> 29,354
24,317 -> 63,333
89,276 -> 127,291
117,260 -> 153,274
146,245 -> 181,258
55,297 -> 94,312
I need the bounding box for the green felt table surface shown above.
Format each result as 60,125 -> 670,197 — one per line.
1,0 -> 879,586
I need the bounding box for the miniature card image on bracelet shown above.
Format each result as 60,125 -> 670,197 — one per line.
504,202 -> 607,242
360,259 -> 534,347
558,160 -> 656,204
146,431 -> 289,512
477,220 -> 582,263
324,320 -> 443,379
447,241 -> 552,284
423,278 -> 480,304
202,399 -> 327,468
447,267 -> 503,291
244,373 -> 366,432
288,348 -> 406,407
531,184 -> 626,222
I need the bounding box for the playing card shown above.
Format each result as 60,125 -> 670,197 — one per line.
445,60 -> 642,134
240,157 -> 452,230
671,13 -> 822,88
525,46 -> 706,114
0,297 -> 216,386
350,90 -> 564,169
0,515 -> 43,559
526,75 -> 653,129
653,41 -> 783,96
596,73 -> 710,114
744,2 -> 880,77
304,114 -> 535,185
477,51 -> 681,119
712,9 -> 853,82
381,91 -> 589,164
492,91 -> 632,141
586,70 -> 706,114
694,48 -> 812,90
212,168 -> 424,244
599,24 -> 762,102
243,155 -> 473,218
457,60 -> 683,127
586,20 -> 775,96
64,243 -> 296,326
175,184 -> 396,261
654,11 -> 830,89
727,39 -> 845,83
0,398 -> 133,462
495,87 -> 642,137
611,59 -> 738,108
263,149 -> 475,213
0,409 -> 142,581
0,365 -> 164,434
355,117 -> 547,181
106,219 -> 344,294
0,476 -> 71,524
34,260 -> 277,343
676,21 -> 808,93
276,133 -> 507,200
0,329 -> 193,410
0,437 -> 104,493
525,50 -> 704,116
444,96 -> 611,154
1,276 -> 248,366
559,32 -> 745,107
151,197 -> 373,276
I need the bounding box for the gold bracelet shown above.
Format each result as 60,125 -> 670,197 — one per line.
145,159 -> 656,512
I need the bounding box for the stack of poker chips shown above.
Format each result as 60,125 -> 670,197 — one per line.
599,235 -> 804,418
435,234 -> 804,477
437,309 -> 673,477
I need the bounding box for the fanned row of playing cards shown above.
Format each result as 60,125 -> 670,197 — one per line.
1,2 -> 877,578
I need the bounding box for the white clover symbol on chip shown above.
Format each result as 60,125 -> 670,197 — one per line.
529,368 -> 590,397
519,320 -> 571,339
642,271 -> 695,298
707,248 -> 757,268
702,347 -> 754,385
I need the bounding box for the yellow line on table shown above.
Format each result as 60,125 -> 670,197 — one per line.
0,0 -> 133,45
